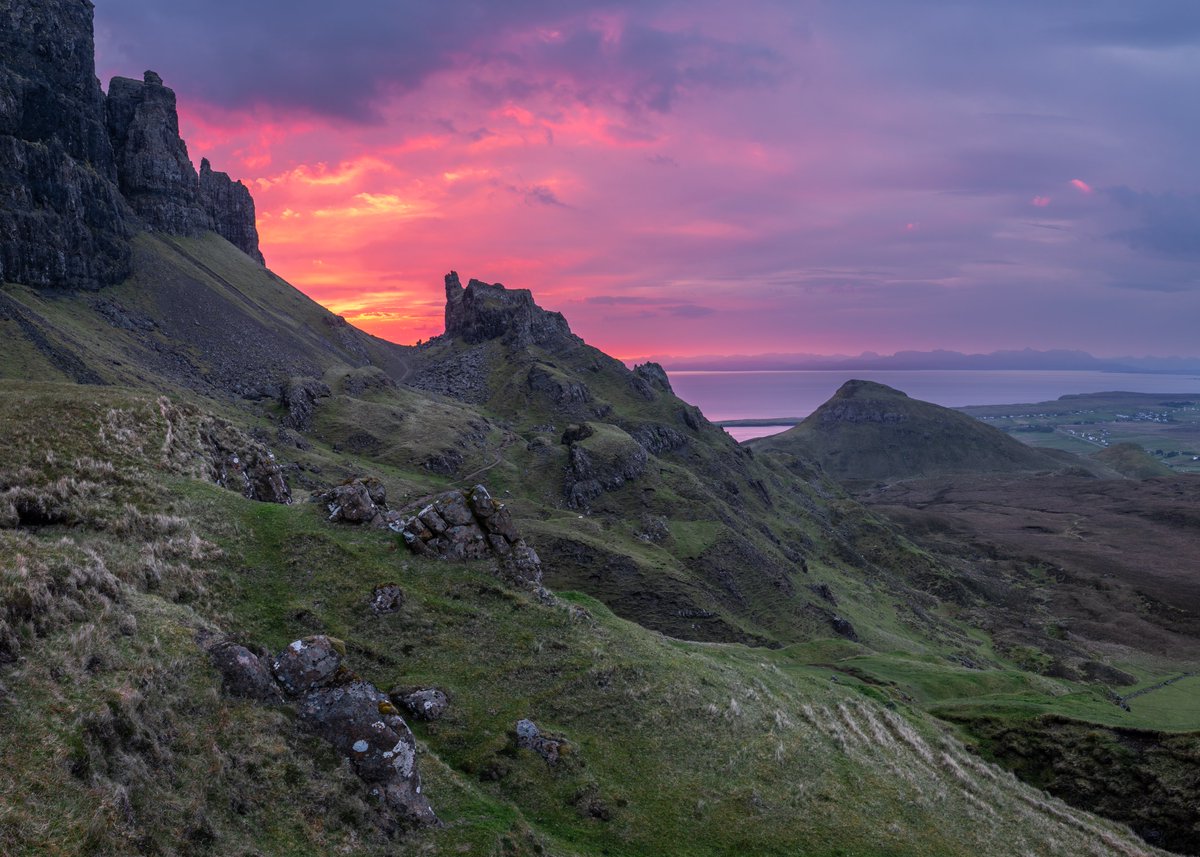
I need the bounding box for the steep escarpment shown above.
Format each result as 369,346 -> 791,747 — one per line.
199,157 -> 263,263
107,73 -> 264,262
105,71 -> 210,236
0,0 -> 131,288
0,0 -> 263,292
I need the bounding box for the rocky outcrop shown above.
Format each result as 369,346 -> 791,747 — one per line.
392,687 -> 449,722
319,477 -> 391,526
0,2 -> 263,290
395,486 -> 543,587
561,424 -> 648,509
527,364 -> 593,409
0,0 -> 132,288
316,480 -> 543,587
444,271 -> 575,349
633,364 -> 672,396
199,158 -> 264,263
207,633 -> 437,827
515,718 -> 569,765
106,72 -> 210,235
628,422 -> 688,455
206,640 -> 283,703
207,436 -> 291,504
280,377 -> 331,431
157,399 -> 292,504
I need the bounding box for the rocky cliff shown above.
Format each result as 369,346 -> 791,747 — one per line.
106,71 -> 211,236
0,0 -> 264,290
200,157 -> 264,263
0,0 -> 132,288
444,270 -> 575,349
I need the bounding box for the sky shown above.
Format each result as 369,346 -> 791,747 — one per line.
93,1 -> 1200,361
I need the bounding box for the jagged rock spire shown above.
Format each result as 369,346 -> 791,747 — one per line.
0,3 -> 266,290
441,271 -> 574,349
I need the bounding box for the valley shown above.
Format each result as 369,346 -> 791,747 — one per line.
961,393 -> 1200,474
0,2 -> 1197,855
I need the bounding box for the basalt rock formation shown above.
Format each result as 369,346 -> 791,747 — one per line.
444,271 -> 575,350
106,71 -> 211,235
0,0 -> 263,291
106,72 -> 265,262
207,633 -> 438,828
396,485 -> 544,587
0,0 -> 132,288
199,157 -> 264,263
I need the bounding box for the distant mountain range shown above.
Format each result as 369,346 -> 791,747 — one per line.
641,348 -> 1200,373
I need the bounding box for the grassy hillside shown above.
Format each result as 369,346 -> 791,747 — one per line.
1,240 -> 1197,854
0,232 -> 412,394
752,379 -> 1076,484
0,382 -> 1174,857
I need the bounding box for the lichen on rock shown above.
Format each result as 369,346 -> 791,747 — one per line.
394,485 -> 543,587
207,632 -> 437,828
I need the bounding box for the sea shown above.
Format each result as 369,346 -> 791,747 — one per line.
667,370 -> 1200,442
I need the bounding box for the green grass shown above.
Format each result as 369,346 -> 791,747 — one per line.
960,392 -> 1200,474
0,387 -> 1170,855
0,235 -> 1194,854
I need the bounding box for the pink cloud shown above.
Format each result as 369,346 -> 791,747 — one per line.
1069,178 -> 1093,194
1031,195 -> 1051,207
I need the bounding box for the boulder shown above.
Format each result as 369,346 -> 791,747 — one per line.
206,641 -> 283,703
504,543 -> 544,587
369,584 -> 404,614
321,479 -> 386,526
296,679 -> 437,826
417,505 -> 449,534
436,491 -> 475,527
224,635 -> 441,828
271,635 -> 345,695
482,506 -> 520,541
467,484 -> 498,518
444,523 -> 490,560
392,688 -> 449,722
515,718 -> 568,765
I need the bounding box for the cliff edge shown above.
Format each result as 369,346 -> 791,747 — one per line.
0,0 -> 264,290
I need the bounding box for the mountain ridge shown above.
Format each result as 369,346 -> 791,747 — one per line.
0,6 -> 1198,855
0,0 -> 262,290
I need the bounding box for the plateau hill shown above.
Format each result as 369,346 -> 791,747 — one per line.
752,379 -> 1080,484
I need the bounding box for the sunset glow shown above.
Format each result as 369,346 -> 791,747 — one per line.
94,2 -> 1200,359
